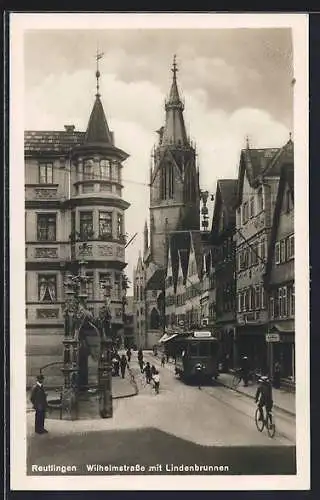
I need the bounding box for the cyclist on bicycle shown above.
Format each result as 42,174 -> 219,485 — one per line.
255,375 -> 273,421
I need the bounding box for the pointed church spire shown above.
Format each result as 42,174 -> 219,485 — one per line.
168,54 -> 181,105
84,51 -> 113,145
161,55 -> 188,147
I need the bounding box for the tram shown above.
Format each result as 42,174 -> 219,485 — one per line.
173,330 -> 220,383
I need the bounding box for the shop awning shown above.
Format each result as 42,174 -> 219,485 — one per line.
158,333 -> 179,344
270,322 -> 294,334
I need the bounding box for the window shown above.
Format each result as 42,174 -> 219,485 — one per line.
86,274 -> 94,300
117,214 -> 123,239
189,343 -> 198,356
249,197 -> 255,218
71,212 -> 75,237
257,187 -> 264,212
38,274 -> 57,302
250,243 -> 259,266
39,163 -> 53,184
99,211 -> 112,238
80,212 -> 93,238
270,296 -> 275,319
242,202 -> 249,224
282,286 -> 288,317
199,342 -> 210,357
100,159 -> 111,180
260,238 -> 266,261
278,288 -> 283,317
83,160 -> 94,180
99,273 -> 111,300
287,234 -> 294,260
168,164 -> 174,198
160,166 -> 166,200
255,285 -> 261,309
275,242 -> 280,264
114,273 -> 121,300
261,286 -> 265,309
280,240 -> 286,263
285,190 -> 291,213
289,284 -> 295,316
37,214 -> 56,241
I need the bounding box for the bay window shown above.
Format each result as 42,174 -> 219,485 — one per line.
79,212 -> 93,239
99,211 -> 113,238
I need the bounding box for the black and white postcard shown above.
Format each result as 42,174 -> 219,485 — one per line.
9,12 -> 309,491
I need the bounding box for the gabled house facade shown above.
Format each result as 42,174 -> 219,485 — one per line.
234,139 -> 293,373
185,232 -> 203,329
133,252 -> 146,348
264,163 -> 295,381
211,179 -> 237,368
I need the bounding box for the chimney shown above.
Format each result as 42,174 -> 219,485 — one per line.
64,125 -> 75,133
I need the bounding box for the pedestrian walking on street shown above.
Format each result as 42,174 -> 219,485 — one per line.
273,361 -> 281,389
241,355 -> 250,387
152,370 -> 160,394
143,362 -> 152,384
139,359 -> 144,373
30,374 -> 48,434
161,354 -> 166,367
126,348 -> 132,363
195,362 -> 204,390
120,355 -> 128,379
113,355 -> 120,376
151,365 -> 156,377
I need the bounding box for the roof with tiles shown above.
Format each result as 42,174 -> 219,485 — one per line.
236,139 -> 293,206
189,230 -> 204,279
25,128 -> 85,154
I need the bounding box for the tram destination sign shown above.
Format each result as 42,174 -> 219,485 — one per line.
193,331 -> 212,338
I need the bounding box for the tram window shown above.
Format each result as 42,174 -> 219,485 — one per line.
189,343 -> 198,356
210,342 -> 218,356
199,342 -> 210,357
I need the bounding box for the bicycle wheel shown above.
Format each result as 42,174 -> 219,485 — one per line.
266,412 -> 276,438
232,374 -> 241,388
255,407 -> 264,432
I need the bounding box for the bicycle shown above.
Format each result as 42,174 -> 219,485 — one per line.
232,369 -> 259,388
255,406 -> 276,438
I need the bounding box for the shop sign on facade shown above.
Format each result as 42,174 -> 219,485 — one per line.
265,333 -> 280,343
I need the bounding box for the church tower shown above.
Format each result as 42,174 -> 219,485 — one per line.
149,56 -> 200,268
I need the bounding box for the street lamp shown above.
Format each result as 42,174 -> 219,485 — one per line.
98,281 -> 113,418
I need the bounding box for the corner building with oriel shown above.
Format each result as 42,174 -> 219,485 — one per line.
25,68 -> 130,387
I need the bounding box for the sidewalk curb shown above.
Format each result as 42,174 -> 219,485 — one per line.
215,379 -> 295,417
26,371 -> 138,414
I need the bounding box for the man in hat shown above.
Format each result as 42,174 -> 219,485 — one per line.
30,374 -> 48,434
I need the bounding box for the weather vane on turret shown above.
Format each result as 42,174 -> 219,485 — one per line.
171,54 -> 178,78
95,47 -> 104,96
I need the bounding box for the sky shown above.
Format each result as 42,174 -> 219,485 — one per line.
24,28 -> 294,292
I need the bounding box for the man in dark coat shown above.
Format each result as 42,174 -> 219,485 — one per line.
30,374 -> 48,434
